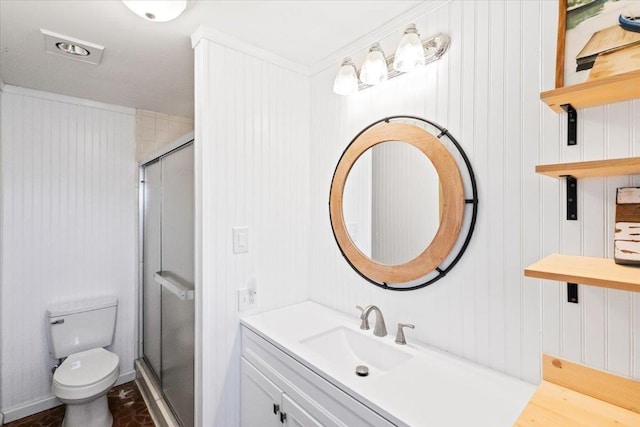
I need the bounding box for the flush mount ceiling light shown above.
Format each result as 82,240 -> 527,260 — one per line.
393,24 -> 425,73
333,25 -> 450,96
121,0 -> 188,22
359,43 -> 388,86
41,29 -> 104,65
333,58 -> 359,96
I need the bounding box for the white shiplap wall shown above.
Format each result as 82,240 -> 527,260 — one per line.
193,34 -> 310,426
309,0 -> 640,384
0,86 -> 137,419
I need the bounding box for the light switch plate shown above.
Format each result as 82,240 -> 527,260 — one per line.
233,226 -> 249,253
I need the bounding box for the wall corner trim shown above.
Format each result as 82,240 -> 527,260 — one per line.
0,84 -> 136,115
190,25 -> 310,76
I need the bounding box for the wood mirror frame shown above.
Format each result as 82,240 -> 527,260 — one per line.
329,118 -> 475,289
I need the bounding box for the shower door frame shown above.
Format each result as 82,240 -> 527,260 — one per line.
137,132 -> 196,426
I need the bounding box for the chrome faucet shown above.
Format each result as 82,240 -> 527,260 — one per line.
356,305 -> 387,337
395,323 -> 415,345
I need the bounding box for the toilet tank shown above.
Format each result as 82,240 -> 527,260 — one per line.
47,296 -> 118,359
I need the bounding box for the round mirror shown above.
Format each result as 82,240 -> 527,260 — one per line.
343,141 -> 440,265
329,117 -> 478,290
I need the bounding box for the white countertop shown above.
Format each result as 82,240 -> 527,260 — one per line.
241,301 -> 536,427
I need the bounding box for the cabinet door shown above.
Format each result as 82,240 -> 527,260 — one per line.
241,358 -> 283,427
282,394 -> 323,427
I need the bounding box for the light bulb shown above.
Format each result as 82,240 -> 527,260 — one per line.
333,58 -> 359,96
393,24 -> 425,73
121,0 -> 188,22
360,44 -> 388,86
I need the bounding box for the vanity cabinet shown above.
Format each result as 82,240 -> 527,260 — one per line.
241,326 -> 395,427
241,358 -> 321,427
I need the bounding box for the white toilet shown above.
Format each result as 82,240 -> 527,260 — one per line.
47,296 -> 120,427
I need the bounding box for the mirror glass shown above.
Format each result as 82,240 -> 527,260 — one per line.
342,141 -> 440,265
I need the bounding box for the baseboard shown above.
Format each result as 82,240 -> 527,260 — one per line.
1,370 -> 135,423
116,369 -> 136,386
2,395 -> 61,423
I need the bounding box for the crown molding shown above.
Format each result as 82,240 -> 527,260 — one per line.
0,84 -> 136,115
191,25 -> 310,76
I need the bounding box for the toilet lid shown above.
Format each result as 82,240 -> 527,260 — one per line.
54,348 -> 119,387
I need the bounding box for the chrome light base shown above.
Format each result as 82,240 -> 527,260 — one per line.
358,33 -> 450,91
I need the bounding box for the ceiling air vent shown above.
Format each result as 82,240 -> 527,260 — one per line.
41,29 -> 104,65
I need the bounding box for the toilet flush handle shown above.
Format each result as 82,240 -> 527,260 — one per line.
50,319 -> 65,325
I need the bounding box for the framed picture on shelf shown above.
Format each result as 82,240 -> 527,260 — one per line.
614,187 -> 640,266
556,0 -> 640,88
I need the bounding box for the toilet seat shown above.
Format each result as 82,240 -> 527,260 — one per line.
53,348 -> 119,401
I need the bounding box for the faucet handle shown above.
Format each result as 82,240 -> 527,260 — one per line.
355,305 -> 370,330
395,323 -> 415,345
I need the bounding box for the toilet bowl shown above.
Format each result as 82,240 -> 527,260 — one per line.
47,297 -> 120,427
52,348 -> 119,427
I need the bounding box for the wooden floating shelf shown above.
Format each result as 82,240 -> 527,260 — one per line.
515,355 -> 640,426
541,70 -> 640,113
524,254 -> 640,293
535,157 -> 640,179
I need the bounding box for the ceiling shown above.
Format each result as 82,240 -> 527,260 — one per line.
0,0 -> 422,118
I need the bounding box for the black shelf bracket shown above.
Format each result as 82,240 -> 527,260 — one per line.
565,175 -> 577,220
561,104 -> 577,146
567,283 -> 578,303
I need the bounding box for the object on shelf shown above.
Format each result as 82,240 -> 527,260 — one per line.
615,187 -> 640,266
619,11 -> 640,34
576,25 -> 640,72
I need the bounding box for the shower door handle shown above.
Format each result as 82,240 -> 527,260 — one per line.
154,272 -> 194,301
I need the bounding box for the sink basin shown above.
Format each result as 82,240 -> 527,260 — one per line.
300,327 -> 412,373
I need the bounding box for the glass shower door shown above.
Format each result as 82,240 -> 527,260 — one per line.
142,142 -> 194,427
160,143 -> 194,427
142,160 -> 162,378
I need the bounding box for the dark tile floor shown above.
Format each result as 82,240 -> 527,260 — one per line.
4,381 -> 155,427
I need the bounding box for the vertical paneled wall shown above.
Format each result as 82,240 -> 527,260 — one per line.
194,36 -> 310,425
0,87 -> 137,417
309,0 -> 640,384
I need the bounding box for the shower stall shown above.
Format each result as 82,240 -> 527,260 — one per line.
137,134 -> 194,427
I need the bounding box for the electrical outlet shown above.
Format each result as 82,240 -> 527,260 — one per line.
238,287 -> 257,311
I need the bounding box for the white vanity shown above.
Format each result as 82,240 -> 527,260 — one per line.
240,301 -> 536,427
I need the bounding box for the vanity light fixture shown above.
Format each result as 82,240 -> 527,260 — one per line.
359,43 -> 388,86
121,0 -> 188,22
393,24 -> 425,73
332,24 -> 450,96
333,58 -> 359,96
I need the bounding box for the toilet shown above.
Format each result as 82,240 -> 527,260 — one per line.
47,297 -> 120,427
